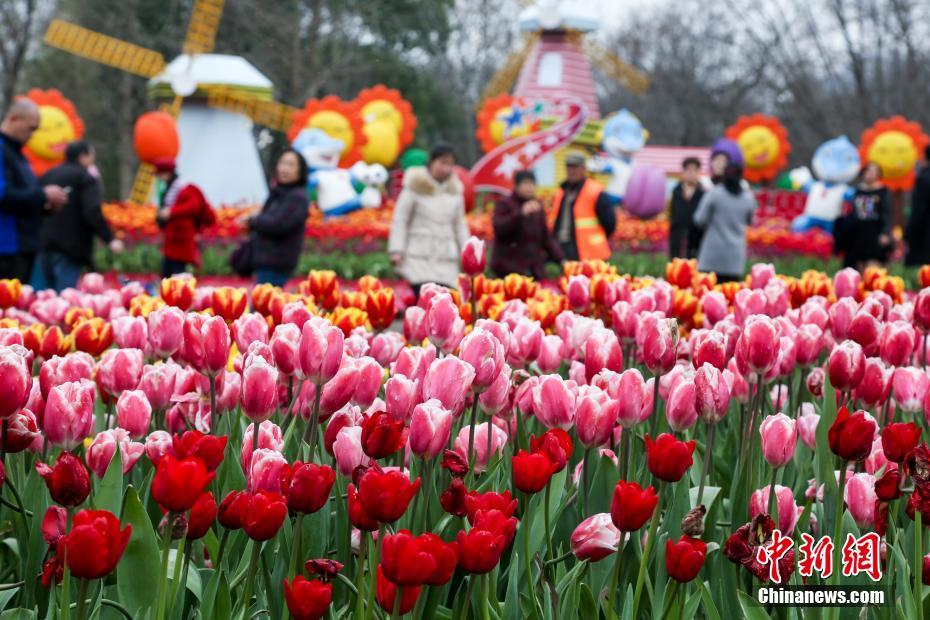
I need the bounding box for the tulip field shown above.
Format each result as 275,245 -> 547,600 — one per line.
2,240 -> 930,619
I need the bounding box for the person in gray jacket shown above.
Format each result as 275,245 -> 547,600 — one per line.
693,163 -> 757,282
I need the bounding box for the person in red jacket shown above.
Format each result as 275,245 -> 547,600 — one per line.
153,158 -> 215,277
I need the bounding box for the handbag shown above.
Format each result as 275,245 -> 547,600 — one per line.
230,237 -> 255,277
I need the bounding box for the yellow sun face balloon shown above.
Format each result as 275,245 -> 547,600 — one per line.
737,125 -> 779,169
867,130 -> 917,179
307,110 -> 356,155
27,105 -> 76,161
361,100 -> 403,134
361,120 -> 400,167
489,107 -> 532,145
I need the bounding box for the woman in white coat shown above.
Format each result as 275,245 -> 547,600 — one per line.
388,145 -> 469,298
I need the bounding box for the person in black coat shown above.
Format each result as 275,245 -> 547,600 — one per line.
240,148 -> 310,287
668,157 -> 705,259
906,146 -> 930,267
0,100 -> 68,281
834,162 -> 892,270
37,141 -> 124,291
491,170 -> 563,279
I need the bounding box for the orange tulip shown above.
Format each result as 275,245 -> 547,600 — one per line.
529,293 -> 567,331
919,265 -> 930,289
672,289 -> 700,329
161,276 -> 196,310
692,271 -> 717,295
251,283 -> 278,316
472,275 -> 504,301
64,307 -> 94,332
717,281 -> 743,304
211,286 -> 248,323
477,293 -> 505,321
503,274 -> 538,301
306,270 -> 340,311
665,258 -> 697,290
129,295 -> 165,318
365,288 -> 396,332
340,291 -> 367,311
328,307 -> 370,337
72,318 -> 113,356
357,275 -> 383,293
23,324 -> 71,359
0,279 -> 22,309
590,273 -> 619,307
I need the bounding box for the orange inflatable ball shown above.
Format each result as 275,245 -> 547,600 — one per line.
455,166 -> 475,212
133,112 -> 179,164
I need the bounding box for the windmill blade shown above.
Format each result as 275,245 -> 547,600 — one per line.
182,0 -> 226,55
583,38 -> 649,95
44,19 -> 166,78
128,101 -> 183,206
477,32 -> 539,108
204,88 -> 298,133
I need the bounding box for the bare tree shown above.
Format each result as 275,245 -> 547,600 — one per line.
0,0 -> 45,110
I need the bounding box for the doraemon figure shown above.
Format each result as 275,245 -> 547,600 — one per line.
292,128 -> 361,216
587,109 -> 648,204
789,136 -> 860,233
350,161 -> 389,209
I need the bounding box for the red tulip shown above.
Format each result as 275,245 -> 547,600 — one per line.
36,452 -> 90,507
361,410 -> 405,459
915,288 -> 930,332
347,483 -> 379,531
186,492 -> 216,540
566,275 -> 591,313
883,422 -> 922,463
357,467 -> 421,524
610,481 -> 658,531
440,478 -> 468,517
380,530 -> 458,586
218,490 -> 249,530
375,566 -> 420,614
847,306 -> 881,348
456,525 -> 507,574
59,509 -> 131,579
875,468 -> 902,501
645,433 -> 695,482
827,340 -> 865,392
42,505 -> 67,546
285,462 -> 336,514
243,491 -> 287,540
461,236 -> 486,276
463,489 -> 517,524
828,407 -> 877,462
512,450 -> 557,494
570,513 -> 622,562
174,430 -> 228,472
665,535 -> 707,582
284,576 -> 333,620
151,455 -> 215,512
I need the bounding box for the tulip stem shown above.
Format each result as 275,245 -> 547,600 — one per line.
605,539 -> 623,619
631,483 -> 662,620
916,510 -> 924,620
169,535 -> 186,610
697,424 -> 715,507
209,373 -> 217,431
766,467 -> 778,524
216,529 -> 230,568
154,511 -> 172,620
650,376 -> 661,437
522,501 -> 540,619
303,386 -> 322,461
172,541 -> 193,617
74,579 -> 88,620
544,480 -> 553,566
353,532 -> 368,619
466,394 -> 479,481
482,573 -> 492,620
391,586 -> 402,620
831,464 -> 847,589
619,429 -> 631,482
660,579 -> 679,620
238,540 -> 261,620
365,526 -> 381,620
288,514 -> 304,580
582,447 -> 590,514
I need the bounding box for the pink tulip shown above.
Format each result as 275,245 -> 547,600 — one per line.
833,267 -> 861,299
320,361 -> 361,419
828,297 -> 857,341
426,294 -> 459,350
749,263 -> 775,289
807,367 -> 825,398
760,413 -> 797,468
611,301 -> 638,342
794,324 -> 824,367
333,426 -> 367,476
763,279 -> 790,317
240,355 -> 279,422
769,384 -> 788,412
508,317 -> 544,368
0,327 -> 22,347
571,513 -> 622,562
344,330 -> 370,360
691,329 -> 727,371
43,380 -> 96,450
843,472 -> 877,529
147,306 -> 185,358
409,399 -> 453,458
534,335 -> 563,374
393,345 -> 436,384
915,288 -> 930,332
112,315 -> 148,350
96,348 -> 144,397
847,307 -> 882,349
384,375 -> 419,423
244,341 -> 274,368
277,300 -> 310,328
893,367 -> 929,413
370,332 -> 405,366
422,357 -> 475,416
116,390 -> 152,439
735,315 -> 780,378
701,291 -> 729,327
638,312 -> 678,376
797,405 -> 820,449
666,375 -> 697,432
734,289 -> 767,325
247,448 -> 288,494
725,359 -> 749,403
144,430 -> 174,466
800,300 -> 829,332
880,320 -> 916,367
454,422 -> 506,473
0,347 -> 31,419
532,375 -> 576,430
201,315 -> 231,374
403,306 -> 427,344
139,362 -> 178,412
584,327 -> 623,384
864,437 -> 890,475
233,312 -> 269,353
566,275 -> 591,312
85,428 -> 144,478
827,340 -> 865,392
856,357 -> 893,408
575,385 -> 619,448
241,420 -> 284,470
694,363 -> 730,424
478,364 -> 512,417
300,318 -> 345,384
216,370 -> 241,413
750,485 -> 802,533
461,236 -> 486,275
351,357 -> 383,410
459,328 -> 505,392
613,369 -> 650,428
475,319 -> 512,355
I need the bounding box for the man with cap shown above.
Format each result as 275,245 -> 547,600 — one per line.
549,152 -> 616,262
153,157 -> 215,277
0,99 -> 69,281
